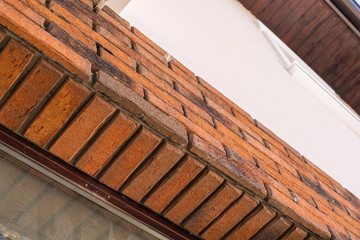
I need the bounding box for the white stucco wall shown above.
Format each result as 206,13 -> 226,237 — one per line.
107,0 -> 360,197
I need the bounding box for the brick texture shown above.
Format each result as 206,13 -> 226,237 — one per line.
0,1 -> 359,240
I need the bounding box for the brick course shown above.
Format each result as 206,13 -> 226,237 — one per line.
0,1 -> 359,239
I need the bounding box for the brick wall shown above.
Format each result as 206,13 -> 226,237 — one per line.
0,0 -> 359,239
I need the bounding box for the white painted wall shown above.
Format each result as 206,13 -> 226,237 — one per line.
107,0 -> 360,197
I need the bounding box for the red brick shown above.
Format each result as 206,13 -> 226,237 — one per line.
201,193 -> 259,240
78,0 -> 93,8
100,6 -> 130,29
227,204 -> 276,240
175,78 -> 204,101
121,142 -> 184,201
282,225 -> 308,240
171,58 -> 197,80
49,95 -> 116,162
232,106 -> 255,124
144,156 -> 204,213
138,64 -> 173,86
75,112 -> 139,176
49,1 -> 91,28
0,1 -> 91,80
266,185 -> 331,239
24,79 -> 90,147
0,39 -> 34,101
0,59 -> 62,131
183,183 -> 242,234
95,24 -> 131,48
133,42 -> 167,65
94,70 -> 188,146
99,45 -> 137,70
145,87 -> 183,115
184,107 -> 214,131
252,216 -> 292,240
170,61 -> 197,84
164,170 -> 223,224
132,27 -> 167,56
98,127 -> 162,190
204,95 -> 232,114
349,231 -> 360,240
190,134 -> 268,198
5,0 -> 45,27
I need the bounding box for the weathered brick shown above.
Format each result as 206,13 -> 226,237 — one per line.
266,184 -> 332,239
201,193 -> 259,240
50,95 -> 116,162
100,6 -> 130,29
0,39 -> 34,101
145,87 -> 184,115
94,70 -> 188,146
4,0 -> 45,27
252,216 -> 292,240
190,134 -> 268,198
183,183 -> 242,234
49,1 -> 92,28
171,58 -> 197,81
99,44 -> 137,71
133,42 -> 167,65
0,59 -> 62,131
349,231 -> 360,240
170,61 -> 197,84
144,156 -> 204,213
78,0 -> 93,8
98,127 -> 162,190
227,204 -> 276,240
138,64 -> 173,86
184,107 -> 214,131
95,24 -> 131,48
75,112 -> 139,176
132,27 -> 167,56
232,106 -> 256,124
0,28 -> 5,41
175,78 -> 204,101
121,142 -> 184,201
24,79 -> 90,147
282,225 -> 308,240
204,95 -> 232,114
164,170 -> 223,224
0,1 -> 91,80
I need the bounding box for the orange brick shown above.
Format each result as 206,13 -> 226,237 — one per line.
121,142 -> 184,201
49,95 -> 116,162
282,225 -> 308,240
175,81 -> 205,106
266,184 -> 331,239
201,193 -> 259,240
99,45 -> 137,70
95,24 -> 131,48
227,204 -> 276,240
0,59 -> 62,131
145,87 -> 184,114
75,112 -> 139,176
232,106 -> 255,124
143,156 -> 204,213
132,27 -> 167,56
24,79 -> 90,147
164,170 -> 223,224
0,1 -> 91,80
204,95 -> 232,114
170,61 -> 197,84
94,70 -> 188,146
98,127 -> 162,190
78,0 -> 93,8
184,107 -> 214,131
0,39 -> 34,101
252,216 -> 292,240
183,183 -> 242,234
49,1 -> 91,28
5,0 -> 45,26
138,64 -> 173,86
100,6 -> 130,29
171,58 -> 197,80
133,42 -> 167,65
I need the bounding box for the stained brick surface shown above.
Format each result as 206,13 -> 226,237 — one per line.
50,95 -> 116,162
0,1 -> 360,239
0,39 -> 34,101
0,59 -> 62,131
99,127 -> 162,190
24,79 -> 90,146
